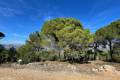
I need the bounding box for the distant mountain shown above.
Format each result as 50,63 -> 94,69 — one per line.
2,44 -> 23,49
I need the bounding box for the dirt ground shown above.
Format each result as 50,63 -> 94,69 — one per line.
0,61 -> 120,80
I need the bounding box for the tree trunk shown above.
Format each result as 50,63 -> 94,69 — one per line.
109,40 -> 113,60
94,42 -> 98,60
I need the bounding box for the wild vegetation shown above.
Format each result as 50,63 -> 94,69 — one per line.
0,18 -> 120,64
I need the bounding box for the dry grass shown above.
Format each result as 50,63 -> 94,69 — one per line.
0,61 -> 120,80
0,68 -> 120,80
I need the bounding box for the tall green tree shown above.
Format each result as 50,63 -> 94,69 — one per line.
18,18 -> 94,63
42,18 -> 93,61
41,18 -> 84,48
42,18 -> 83,34
95,20 -> 120,60
61,29 -> 93,62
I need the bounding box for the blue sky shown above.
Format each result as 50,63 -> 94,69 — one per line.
0,0 -> 120,44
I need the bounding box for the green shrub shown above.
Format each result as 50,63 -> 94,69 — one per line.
113,55 -> 120,62
99,52 -> 110,60
112,42 -> 120,62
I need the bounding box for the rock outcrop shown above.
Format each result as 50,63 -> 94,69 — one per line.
92,65 -> 119,74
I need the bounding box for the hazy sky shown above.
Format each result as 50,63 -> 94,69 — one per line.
0,0 -> 120,44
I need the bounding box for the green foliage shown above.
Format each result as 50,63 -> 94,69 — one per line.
98,52 -> 110,60
41,18 -> 85,49
42,18 -> 93,54
17,44 -> 34,64
0,47 -> 18,63
0,45 -> 5,52
1,18 -> 120,64
95,20 -> 120,44
17,44 -> 59,64
17,18 -> 119,63
17,18 -> 94,64
17,31 -> 56,64
96,20 -> 120,41
112,42 -> 120,62
56,28 -> 93,48
95,20 -> 120,60
8,47 -> 18,62
42,18 -> 83,35
0,49 -> 9,63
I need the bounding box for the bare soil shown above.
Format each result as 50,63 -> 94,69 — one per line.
0,61 -> 120,80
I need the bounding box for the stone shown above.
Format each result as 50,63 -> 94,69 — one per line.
92,65 -> 117,73
102,65 -> 116,72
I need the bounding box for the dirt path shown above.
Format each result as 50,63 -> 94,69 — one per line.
0,68 -> 120,80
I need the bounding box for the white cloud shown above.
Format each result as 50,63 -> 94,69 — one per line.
12,33 -> 27,38
11,40 -> 25,44
0,33 -> 27,44
1,39 -> 25,44
0,7 -> 22,16
43,15 -> 53,21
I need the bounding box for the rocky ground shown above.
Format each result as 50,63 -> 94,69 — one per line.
0,61 -> 120,80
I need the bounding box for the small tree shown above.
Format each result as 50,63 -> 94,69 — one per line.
8,47 -> 18,62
